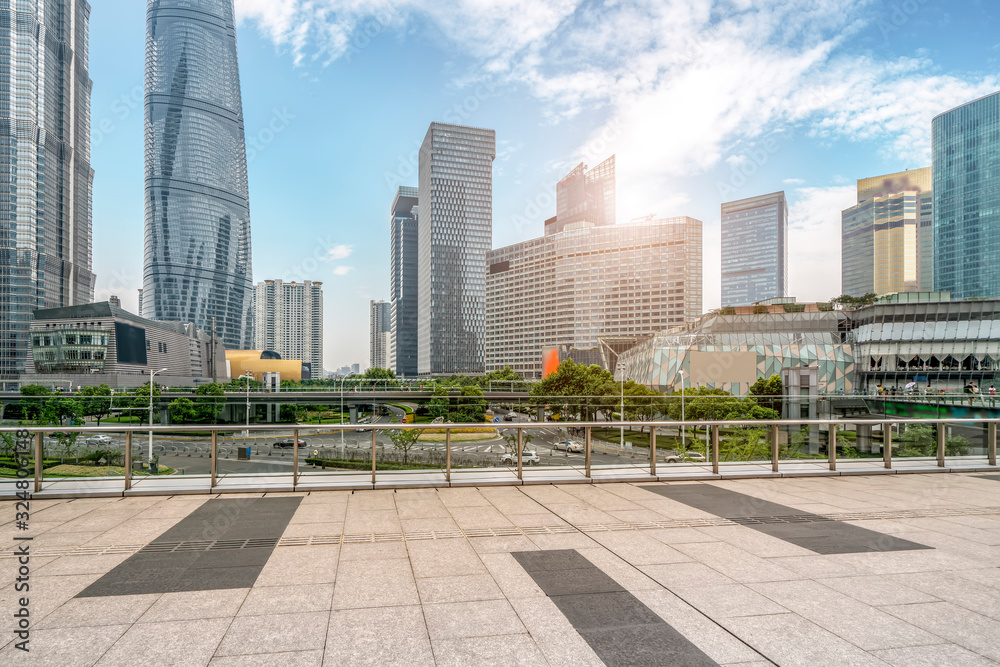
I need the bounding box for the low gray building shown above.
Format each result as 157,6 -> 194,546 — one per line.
24,302 -> 228,390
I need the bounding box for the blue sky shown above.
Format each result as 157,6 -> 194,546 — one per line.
89,0 -> 999,371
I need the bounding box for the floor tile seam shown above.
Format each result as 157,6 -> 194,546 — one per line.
396,491 -> 439,667
513,485 -> 779,666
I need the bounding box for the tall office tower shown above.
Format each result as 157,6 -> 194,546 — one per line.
486,217 -> 703,378
143,0 -> 253,349
417,123 -> 496,375
545,155 -> 616,235
720,192 -> 788,307
841,168 -> 933,297
370,300 -> 391,370
933,91 -> 1000,299
389,186 -> 419,376
0,0 -> 95,379
252,280 -> 323,372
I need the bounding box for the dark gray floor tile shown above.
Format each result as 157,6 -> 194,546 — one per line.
527,567 -> 625,597
512,549 -> 593,573
579,624 -> 718,667
640,484 -> 930,555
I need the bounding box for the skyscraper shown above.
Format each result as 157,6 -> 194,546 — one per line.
252,280 -> 323,374
0,0 -> 95,379
370,300 -> 391,370
721,192 -> 788,307
933,91 -> 1000,299
841,168 -> 933,297
389,186 -> 419,376
487,217 -> 703,378
417,123 -> 496,375
143,0 -> 253,349
546,155 -> 616,235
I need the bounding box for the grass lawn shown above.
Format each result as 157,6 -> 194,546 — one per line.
2,463 -> 175,477
417,431 -> 499,443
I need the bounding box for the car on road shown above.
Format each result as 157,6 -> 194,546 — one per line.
684,451 -> 707,462
503,412 -> 517,421
662,449 -> 707,463
273,438 -> 308,449
84,435 -> 113,446
501,450 -> 540,466
553,439 -> 584,453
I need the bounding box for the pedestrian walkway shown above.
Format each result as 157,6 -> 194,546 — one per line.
3,473 -> 1000,665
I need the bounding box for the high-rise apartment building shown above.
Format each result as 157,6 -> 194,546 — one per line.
0,0 -> 95,378
143,0 -> 253,349
252,280 -> 323,374
417,123 -> 496,375
389,186 -> 419,376
841,168 -> 933,297
721,192 -> 788,307
370,300 -> 391,370
933,91 -> 1000,299
546,156 -> 616,235
486,217 -> 703,378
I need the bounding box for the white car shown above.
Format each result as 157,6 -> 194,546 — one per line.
553,440 -> 584,453
501,450 -> 540,466
84,435 -> 113,446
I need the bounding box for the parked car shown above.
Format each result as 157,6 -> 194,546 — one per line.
503,412 -> 517,421
553,439 -> 584,453
84,435 -> 113,446
662,449 -> 683,464
273,438 -> 308,449
684,451 -> 707,462
501,450 -> 540,466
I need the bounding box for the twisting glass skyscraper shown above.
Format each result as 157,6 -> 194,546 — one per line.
143,0 -> 253,348
0,0 -> 95,378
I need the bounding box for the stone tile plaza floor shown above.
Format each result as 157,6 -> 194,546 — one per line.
4,473 -> 1000,665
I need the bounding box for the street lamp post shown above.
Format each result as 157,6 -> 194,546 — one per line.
340,373 -> 355,447
616,362 -> 627,450
679,369 -> 686,451
148,368 -> 167,464
240,372 -> 253,437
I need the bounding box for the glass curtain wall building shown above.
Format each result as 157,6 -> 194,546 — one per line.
933,91 -> 1000,300
842,168 -> 933,296
487,217 -> 703,378
389,186 -> 419,376
417,123 -> 495,375
143,0 -> 253,349
0,0 -> 96,379
370,300 -> 390,370
720,192 -> 787,307
546,155 -> 616,235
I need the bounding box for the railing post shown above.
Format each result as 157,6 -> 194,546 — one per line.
711,425 -> 719,475
371,428 -> 377,485
517,428 -> 523,481
937,422 -> 946,468
293,428 -> 299,489
829,423 -> 837,472
585,426 -> 592,478
125,431 -> 133,491
34,432 -> 42,493
210,430 -> 218,489
989,422 -> 997,467
445,428 -> 451,483
883,423 -> 892,470
770,425 -> 779,473
649,427 -> 657,477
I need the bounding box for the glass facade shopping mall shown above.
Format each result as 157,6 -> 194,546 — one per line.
612,295 -> 1000,395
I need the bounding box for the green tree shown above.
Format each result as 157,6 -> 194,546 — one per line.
80,384 -> 113,426
19,384 -> 52,421
748,374 -> 783,412
500,429 -> 534,458
476,367 -> 527,391
456,385 -> 488,423
427,385 -> 451,420
895,425 -> 972,457
363,367 -> 397,380
168,398 -> 198,424
385,418 -> 421,463
832,293 -> 878,309
530,359 -> 616,421
194,383 -> 226,423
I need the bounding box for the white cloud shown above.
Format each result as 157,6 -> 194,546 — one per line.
784,178 -> 805,185
324,244 -> 353,261
332,266 -> 354,276
787,185 -> 858,301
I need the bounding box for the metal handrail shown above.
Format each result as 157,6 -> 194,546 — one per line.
4,417 -> 997,497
